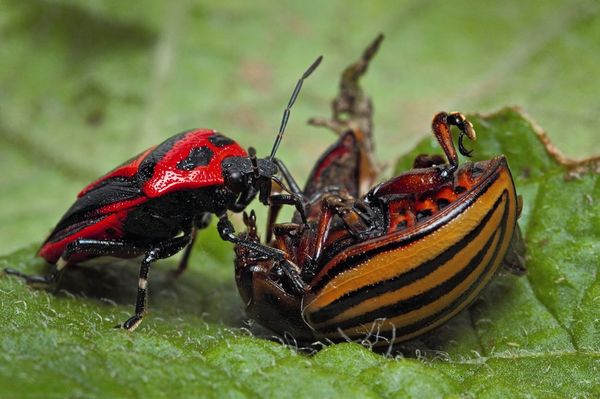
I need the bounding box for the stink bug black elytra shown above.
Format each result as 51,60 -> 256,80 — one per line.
234,35 -> 526,347
5,56 -> 323,331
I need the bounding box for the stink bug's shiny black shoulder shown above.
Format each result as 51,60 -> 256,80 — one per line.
80,129 -> 241,199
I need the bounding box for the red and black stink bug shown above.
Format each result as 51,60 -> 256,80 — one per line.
4,56 -> 323,331
234,111 -> 526,347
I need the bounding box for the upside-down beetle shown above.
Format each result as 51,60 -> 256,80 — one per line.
236,113 -> 524,346
5,56 -> 323,331
234,36 -> 525,346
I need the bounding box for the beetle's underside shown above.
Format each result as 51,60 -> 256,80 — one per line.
235,153 -> 521,345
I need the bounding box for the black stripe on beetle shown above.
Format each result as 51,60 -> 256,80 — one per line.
318,214 -> 503,332
311,170 -> 501,293
51,177 -> 142,236
309,188 -> 507,325
350,197 -> 511,340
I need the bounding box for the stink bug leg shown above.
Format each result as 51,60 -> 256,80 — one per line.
172,213 -> 212,277
4,266 -> 61,285
119,233 -> 193,331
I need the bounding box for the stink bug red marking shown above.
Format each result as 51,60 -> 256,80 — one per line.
4,56 -> 323,331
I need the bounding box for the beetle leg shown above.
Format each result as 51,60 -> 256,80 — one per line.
171,213 -> 212,277
266,158 -> 309,235
431,112 -> 476,170
218,215 -> 287,258
218,215 -> 307,295
266,202 -> 284,244
119,233 -> 193,331
61,239 -> 146,261
309,195 -> 343,262
271,260 -> 306,296
310,195 -> 372,261
230,185 -> 259,213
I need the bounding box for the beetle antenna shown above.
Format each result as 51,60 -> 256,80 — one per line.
248,146 -> 259,177
269,55 -> 323,160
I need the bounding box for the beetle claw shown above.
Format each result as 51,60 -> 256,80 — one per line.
458,132 -> 474,157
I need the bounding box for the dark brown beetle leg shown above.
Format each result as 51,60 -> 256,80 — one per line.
298,195 -> 374,281
268,158 -> 307,234
266,203 -> 283,243
368,167 -> 450,197
311,195 -> 371,261
431,112 -> 476,170
272,223 -> 301,250
310,200 -> 337,262
172,212 -> 212,276
271,260 -> 306,296
219,215 -> 282,257
218,215 -> 307,294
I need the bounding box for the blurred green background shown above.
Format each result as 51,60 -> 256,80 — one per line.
1,0 -> 599,254
1,3 -> 599,397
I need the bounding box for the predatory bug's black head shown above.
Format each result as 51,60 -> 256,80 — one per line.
223,56 -> 323,202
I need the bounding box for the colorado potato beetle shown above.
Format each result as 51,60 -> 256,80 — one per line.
234,35 -> 525,346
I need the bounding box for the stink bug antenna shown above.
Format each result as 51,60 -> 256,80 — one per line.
269,55 -> 323,160
248,146 -> 259,177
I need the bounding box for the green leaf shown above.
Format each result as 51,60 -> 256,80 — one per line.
2,109 -> 599,398
1,2 -> 599,398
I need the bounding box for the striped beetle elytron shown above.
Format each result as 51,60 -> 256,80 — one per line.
234,36 -> 525,347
